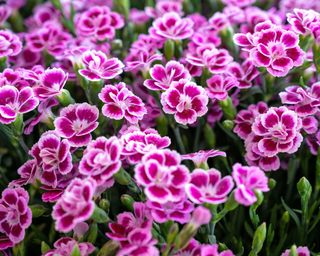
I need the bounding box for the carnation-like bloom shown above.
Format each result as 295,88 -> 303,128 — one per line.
201,244 -> 235,256
0,30 -> 22,58
33,68 -> 68,100
76,6 -> 124,41
52,178 -> 96,233
190,206 -> 211,228
30,131 -> 73,188
145,0 -> 183,18
149,12 -> 194,41
234,102 -> 268,140
281,246 -> 310,256
279,83 -> 320,117
234,21 -> 305,77
232,163 -> 269,206
79,136 -> 122,186
221,0 -> 255,7
287,9 -> 320,35
227,60 -> 259,89
146,197 -> 194,224
99,82 -> 147,124
181,149 -> 226,167
0,85 -> 39,124
0,188 -> 32,250
161,79 -> 208,125
206,74 -> 239,101
185,168 -> 234,204
120,126 -> 171,164
44,237 -> 95,256
251,106 -> 303,157
79,50 -> 124,81
10,160 -> 39,187
135,149 -> 190,203
144,61 -> 191,91
54,103 -> 99,147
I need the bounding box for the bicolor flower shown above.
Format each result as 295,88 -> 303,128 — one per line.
206,74 -> 239,101
0,30 -> 22,58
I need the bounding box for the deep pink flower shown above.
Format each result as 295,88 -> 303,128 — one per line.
79,50 -> 124,81
0,188 -> 32,250
0,30 -> 22,58
125,50 -> 163,73
75,6 -> 124,41
222,0 -> 255,7
145,0 -> 183,18
30,131 -> 73,188
129,8 -> 150,25
135,149 -> 190,203
10,160 -> 39,187
251,106 -> 303,157
281,246 -> 310,256
144,61 -> 191,91
279,83 -> 320,117
0,7 -> 11,27
7,0 -> 26,9
149,12 -> 194,41
120,126 -> 171,164
181,149 -> 227,167
234,21 -> 305,77
234,102 -> 268,140
54,103 -> 99,147
232,163 -> 269,206
206,74 -> 239,101
99,82 -> 147,124
201,244 -> 235,256
146,197 -> 194,224
161,79 -> 208,125
186,45 -> 233,74
208,12 -> 230,32
302,116 -> 318,134
44,237 -> 95,256
52,178 -> 96,233
0,85 -> 39,124
186,169 -> 234,204
287,9 -> 320,35
227,60 -> 259,89
79,136 -> 122,186
33,68 -> 68,100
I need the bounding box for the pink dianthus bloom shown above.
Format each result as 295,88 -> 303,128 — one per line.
0,85 -> 39,124
234,21 -> 305,77
222,0 -> 255,7
281,246 -> 310,256
181,149 -> 226,167
79,136 -> 122,186
279,82 -> 320,117
232,163 -> 269,206
200,244 -> 235,256
149,12 -> 194,41
206,74 -> 239,101
54,103 -> 99,147
144,61 -> 191,91
43,237 -> 95,256
99,82 -> 147,124
190,206 -> 211,228
135,149 -> 190,204
0,188 -> 32,250
0,30 -> 22,58
75,6 -> 124,41
145,0 -> 183,18
161,79 -> 208,125
185,168 -> 234,204
227,60 -> 259,89
287,9 -> 320,35
79,50 -> 124,81
52,178 -> 96,233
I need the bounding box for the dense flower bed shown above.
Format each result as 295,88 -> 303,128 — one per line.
0,0 -> 320,255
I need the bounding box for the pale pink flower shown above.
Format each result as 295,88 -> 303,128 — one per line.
281,246 -> 310,256
222,0 -> 255,7
10,160 -> 39,187
227,60 -> 259,89
190,206 -> 211,228
145,0 -> 183,18
129,8 -> 150,25
144,61 -> 191,91
181,149 -> 227,167
99,82 -> 147,124
161,79 -> 208,125
206,74 -> 239,101
134,149 -> 190,203
0,30 -> 22,58
52,178 -> 96,233
0,7 -> 12,27
125,50 -> 163,73
201,244 -> 235,256
54,103 -> 99,147
79,50 -> 124,81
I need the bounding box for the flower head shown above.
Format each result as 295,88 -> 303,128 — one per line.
0,30 -> 22,58
181,149 -> 226,167
206,74 -> 239,101
281,246 -> 310,256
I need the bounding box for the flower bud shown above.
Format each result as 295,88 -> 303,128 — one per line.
250,222 -> 266,255
222,120 -> 234,130
297,177 -> 312,201
57,89 -> 75,106
120,194 -> 135,211
289,245 -> 298,256
99,199 -> 110,212
204,123 -> 216,148
167,223 -> 179,244
114,168 -> 131,185
219,96 -> 236,120
164,40 -> 175,61
268,178 -> 277,190
41,241 -> 51,254
97,240 -> 119,256
87,222 -> 98,244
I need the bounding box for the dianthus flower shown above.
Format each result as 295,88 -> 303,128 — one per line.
98,82 -> 147,124
287,9 -> 320,35
227,60 -> 259,89
161,79 -> 208,125
222,0 -> 255,7
135,149 -> 190,203
281,246 -> 310,256
52,178 -> 96,233
0,30 -> 22,58
145,0 -> 183,18
181,149 -> 227,167
0,188 -> 32,250
206,74 -> 239,101
54,103 -> 99,147
232,163 -> 269,206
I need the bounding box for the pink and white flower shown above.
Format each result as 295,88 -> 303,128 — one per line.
99,82 -> 147,124
287,9 -> 320,35
206,74 -> 239,101
149,12 -> 194,41
185,168 -> 234,204
79,50 -> 124,81
0,85 -> 39,124
54,103 -> 99,147
222,0 -> 255,7
181,149 -> 226,167
227,60 -> 259,89
144,61 -> 191,91
0,188 -> 32,250
52,178 -> 96,233
134,149 -> 190,203
0,30 -> 22,58
161,79 -> 208,125
232,163 -> 269,206
281,246 -> 310,256
79,136 -> 122,186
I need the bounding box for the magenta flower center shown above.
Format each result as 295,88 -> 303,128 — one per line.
270,43 -> 286,58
